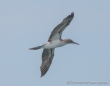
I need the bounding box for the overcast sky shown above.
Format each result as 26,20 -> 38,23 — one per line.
0,0 -> 110,86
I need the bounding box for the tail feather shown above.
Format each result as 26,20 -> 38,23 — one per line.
29,46 -> 43,50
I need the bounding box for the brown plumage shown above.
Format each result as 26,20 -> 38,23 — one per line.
29,12 -> 79,77
40,12 -> 74,77
40,49 -> 54,77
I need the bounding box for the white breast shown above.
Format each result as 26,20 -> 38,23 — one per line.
44,40 -> 67,49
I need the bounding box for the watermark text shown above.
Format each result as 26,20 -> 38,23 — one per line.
67,80 -> 108,85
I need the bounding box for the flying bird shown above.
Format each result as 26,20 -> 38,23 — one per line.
29,12 -> 79,77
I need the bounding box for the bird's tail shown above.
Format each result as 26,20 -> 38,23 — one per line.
29,45 -> 43,50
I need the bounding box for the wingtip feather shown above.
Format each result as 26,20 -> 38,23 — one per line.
71,12 -> 74,15
71,12 -> 74,17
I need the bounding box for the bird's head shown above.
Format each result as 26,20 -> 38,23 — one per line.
63,39 -> 79,45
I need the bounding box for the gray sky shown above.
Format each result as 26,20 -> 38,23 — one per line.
0,0 -> 110,86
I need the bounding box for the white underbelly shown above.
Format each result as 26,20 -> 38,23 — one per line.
44,40 -> 66,49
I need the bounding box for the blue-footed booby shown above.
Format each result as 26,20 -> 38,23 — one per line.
29,12 -> 79,77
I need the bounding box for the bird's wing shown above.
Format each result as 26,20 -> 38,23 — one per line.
40,49 -> 55,77
48,12 -> 74,42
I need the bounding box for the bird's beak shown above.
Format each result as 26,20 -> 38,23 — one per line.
72,41 -> 79,45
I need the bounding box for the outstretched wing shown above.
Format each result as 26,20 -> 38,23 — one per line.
48,12 -> 74,42
40,49 -> 55,77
